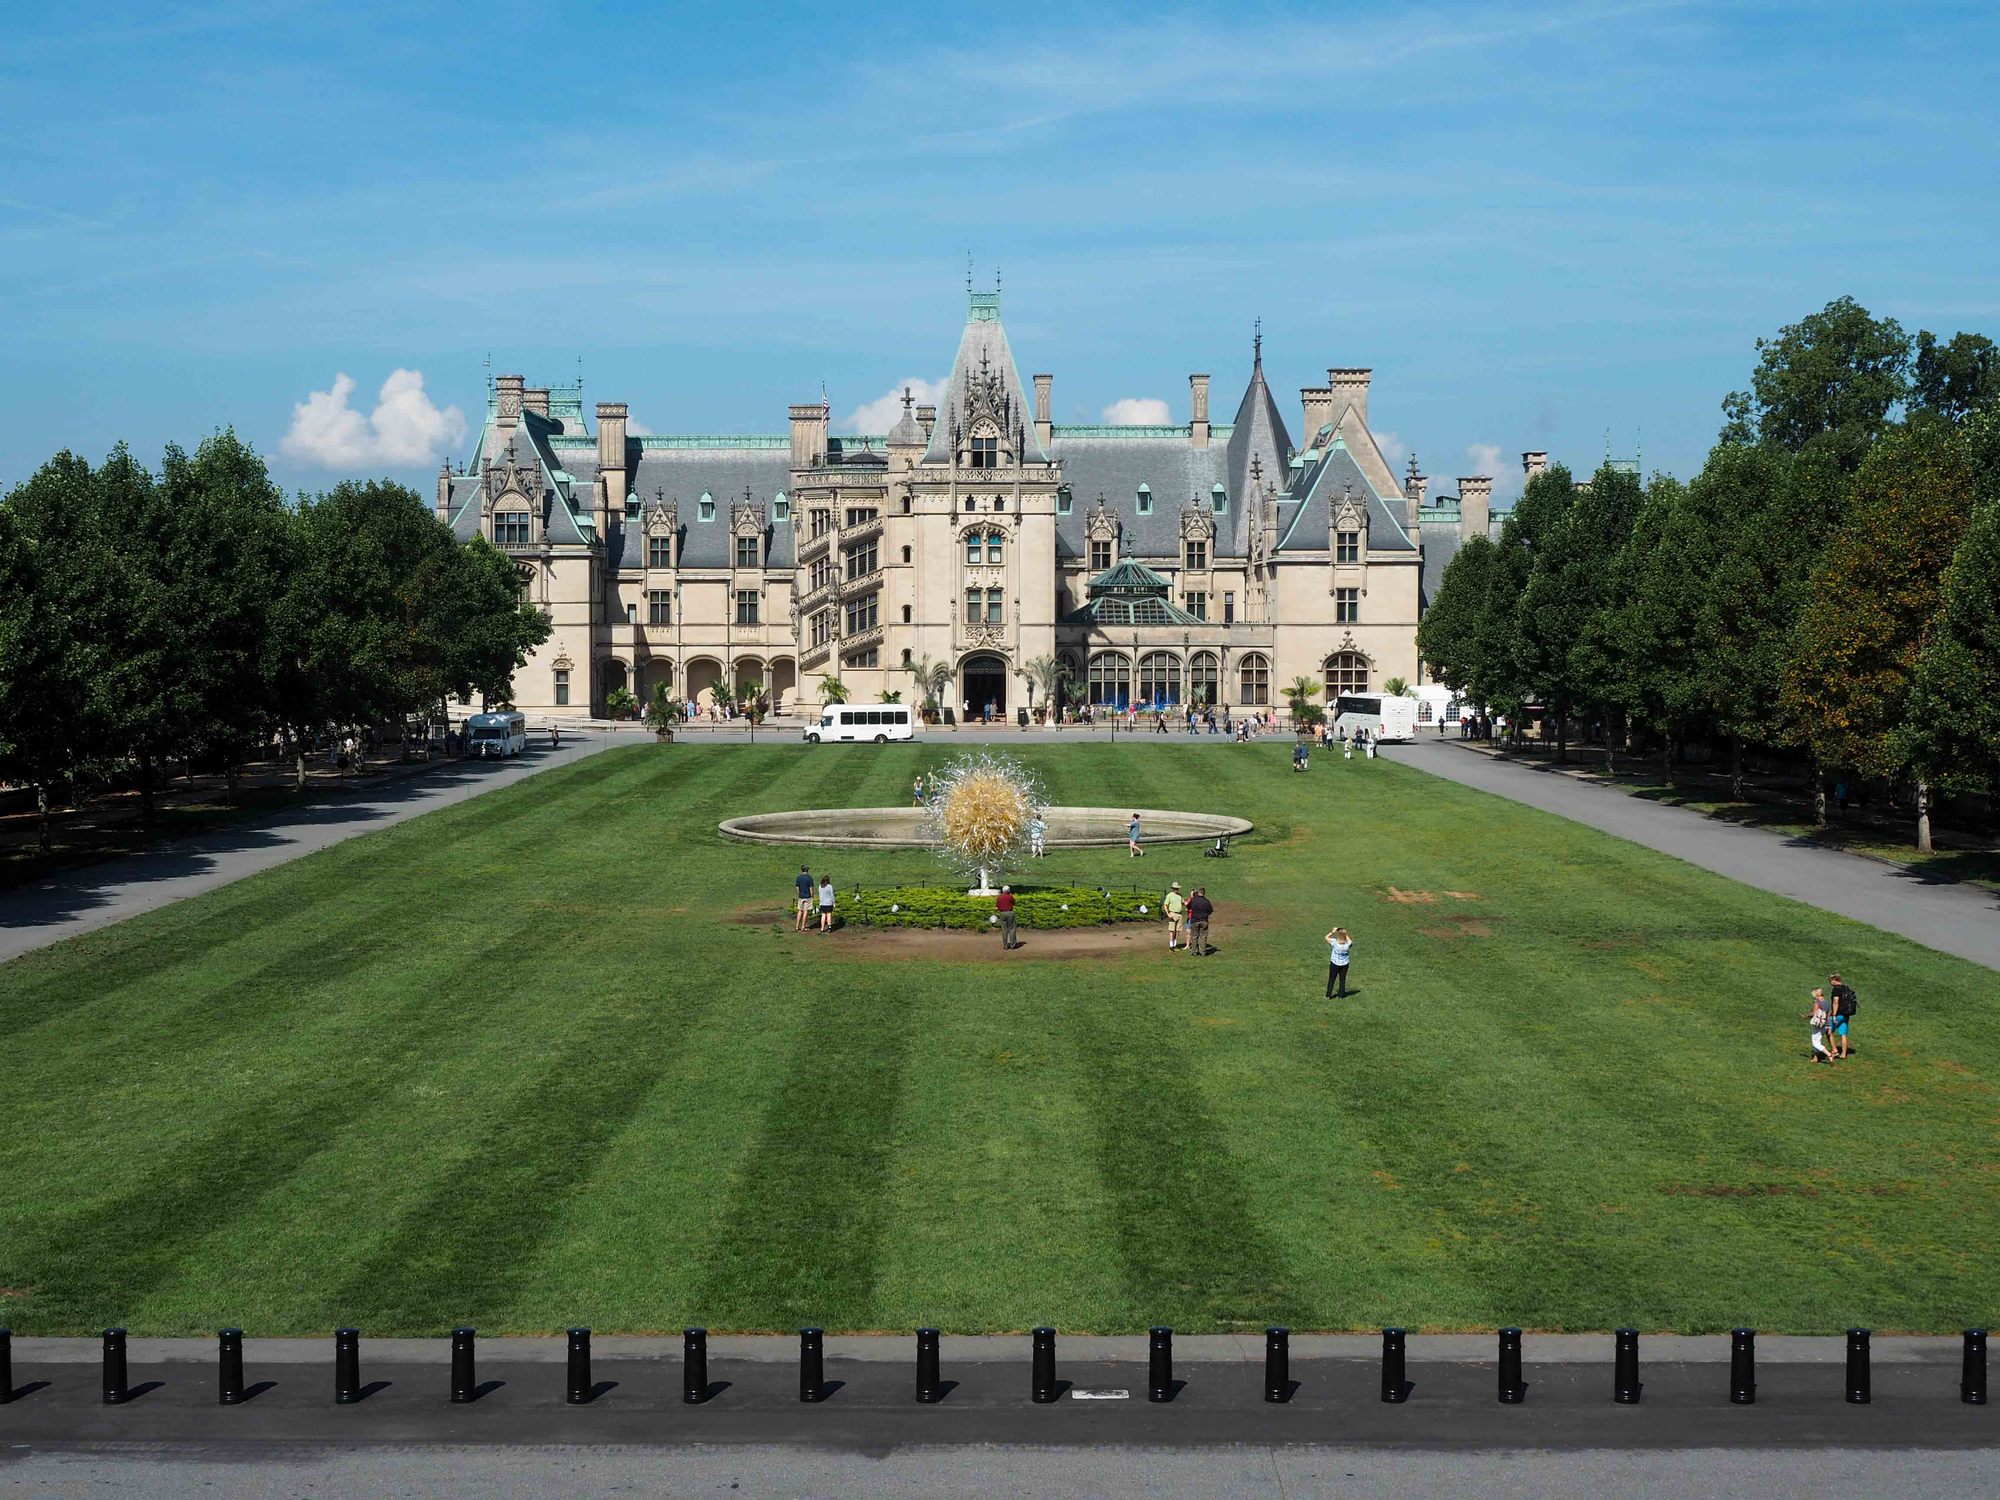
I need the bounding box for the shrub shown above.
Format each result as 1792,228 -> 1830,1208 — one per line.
844,884 -> 1157,930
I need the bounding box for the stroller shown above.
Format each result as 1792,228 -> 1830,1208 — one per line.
1204,835 -> 1230,859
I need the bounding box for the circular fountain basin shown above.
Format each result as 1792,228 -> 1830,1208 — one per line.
718,805 -> 1251,848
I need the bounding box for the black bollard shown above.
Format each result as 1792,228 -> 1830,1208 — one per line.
1613,1328 -> 1641,1405
1846,1328 -> 1871,1405
450,1327 -> 476,1404
566,1328 -> 592,1406
915,1328 -> 942,1404
1031,1327 -> 1057,1404
1264,1327 -> 1290,1404
683,1328 -> 709,1405
1,1327 -> 12,1406
1381,1328 -> 1408,1403
799,1327 -> 825,1403
1148,1327 -> 1173,1403
1963,1329 -> 1988,1406
1498,1328 -> 1525,1404
334,1328 -> 361,1405
218,1329 -> 245,1406
102,1328 -> 129,1406
1729,1328 -> 1756,1405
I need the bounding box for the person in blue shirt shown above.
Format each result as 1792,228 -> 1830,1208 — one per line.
794,865 -> 815,933
1324,926 -> 1354,998
1127,814 -> 1145,858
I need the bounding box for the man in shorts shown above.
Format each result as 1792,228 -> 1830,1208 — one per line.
1828,972 -> 1857,1059
794,865 -> 815,932
1162,882 -> 1186,950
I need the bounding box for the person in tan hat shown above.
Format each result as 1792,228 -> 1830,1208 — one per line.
1162,881 -> 1186,950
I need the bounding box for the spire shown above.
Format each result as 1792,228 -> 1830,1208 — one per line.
1253,317 -> 1263,369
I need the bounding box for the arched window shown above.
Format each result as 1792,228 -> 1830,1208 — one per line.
901,545 -> 912,563
1188,651 -> 1219,707
1238,652 -> 1271,705
1138,651 -> 1182,706
1324,651 -> 1369,699
1087,652 -> 1132,709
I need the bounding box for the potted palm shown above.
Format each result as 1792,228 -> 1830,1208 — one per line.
605,685 -> 639,721
645,683 -> 684,743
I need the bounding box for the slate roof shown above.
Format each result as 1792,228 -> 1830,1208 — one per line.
626,446 -> 795,569
1274,436 -> 1415,554
1222,351 -> 1295,552
922,291 -> 1051,466
1050,434 -> 1228,559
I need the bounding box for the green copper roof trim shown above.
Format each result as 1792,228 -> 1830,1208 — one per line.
1051,424 -> 1190,439
641,435 -> 790,450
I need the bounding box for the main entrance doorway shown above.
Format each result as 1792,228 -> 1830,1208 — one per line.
960,653 -> 1008,721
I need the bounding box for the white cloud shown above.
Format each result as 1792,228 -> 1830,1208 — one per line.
844,377 -> 946,434
1466,443 -> 1526,504
1374,429 -> 1408,466
626,417 -> 654,436
281,369 -> 467,470
1102,397 -> 1171,425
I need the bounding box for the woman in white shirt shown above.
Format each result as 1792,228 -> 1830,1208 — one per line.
1325,927 -> 1354,998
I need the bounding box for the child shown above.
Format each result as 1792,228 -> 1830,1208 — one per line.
1325,927 -> 1354,998
1804,988 -> 1832,1064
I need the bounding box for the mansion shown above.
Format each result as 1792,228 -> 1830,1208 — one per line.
439,289 -> 1534,719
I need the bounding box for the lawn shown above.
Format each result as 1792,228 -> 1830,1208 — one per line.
1,742 -> 1995,1337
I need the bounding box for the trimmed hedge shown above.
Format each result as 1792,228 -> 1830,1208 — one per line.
845,884 -> 1158,930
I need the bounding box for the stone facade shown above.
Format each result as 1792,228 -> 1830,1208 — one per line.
437,290 -> 1508,719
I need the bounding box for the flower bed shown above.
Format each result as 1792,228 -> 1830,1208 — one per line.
845,884 -> 1157,931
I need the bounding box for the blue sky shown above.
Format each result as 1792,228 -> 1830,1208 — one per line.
4,0 -> 1996,502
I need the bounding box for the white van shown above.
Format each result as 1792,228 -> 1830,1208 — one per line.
465,710 -> 528,758
1332,694 -> 1419,744
805,704 -> 915,744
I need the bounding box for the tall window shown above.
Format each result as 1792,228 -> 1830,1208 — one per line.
844,596 -> 878,635
1336,587 -> 1359,623
647,589 -> 672,626
1239,653 -> 1270,705
735,589 -> 759,625
985,588 -> 1005,623
847,647 -> 878,668
810,610 -> 831,648
1324,651 -> 1369,697
845,506 -> 878,528
845,539 -> 878,579
965,531 -> 983,565
1138,651 -> 1182,706
1224,592 -> 1236,624
1189,651 -> 1219,706
647,534 -> 672,569
1087,652 -> 1132,708
1184,539 -> 1208,571
1089,539 -> 1113,571
810,508 -> 832,539
494,509 -> 531,546
1185,591 -> 1207,619
735,535 -> 760,569
1336,529 -> 1360,564
554,667 -> 570,706
986,531 -> 1004,564
971,433 -> 997,468
810,556 -> 834,593
964,588 -> 982,624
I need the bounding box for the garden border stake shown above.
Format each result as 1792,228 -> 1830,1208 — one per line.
1147,1327 -> 1173,1403
1380,1328 -> 1408,1403
1498,1328 -> 1525,1404
101,1328 -> 128,1406
684,1328 -> 709,1404
1613,1328 -> 1641,1405
1031,1327 -> 1057,1404
1845,1328 -> 1870,1405
334,1328 -> 361,1405
799,1327 -> 824,1403
1264,1327 -> 1290,1403
1729,1328 -> 1755,1405
450,1327 -> 476,1404
218,1328 -> 244,1406
1963,1329 -> 1987,1405
915,1328 -> 942,1404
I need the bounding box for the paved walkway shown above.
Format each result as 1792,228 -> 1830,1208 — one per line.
0,733 -> 621,964
1385,739 -> 2000,972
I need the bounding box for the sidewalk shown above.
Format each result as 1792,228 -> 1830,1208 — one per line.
1386,739 -> 2000,972
0,732 -> 622,965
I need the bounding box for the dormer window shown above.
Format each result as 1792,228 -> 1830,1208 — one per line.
698,492 -> 715,522
1212,483 -> 1228,514
773,491 -> 789,521
494,508 -> 531,546
1058,487 -> 1073,516
971,434 -> 997,468
1336,530 -> 1360,564
1184,539 -> 1208,571
1136,484 -> 1152,516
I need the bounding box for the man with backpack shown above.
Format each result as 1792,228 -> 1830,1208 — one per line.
1827,972 -> 1858,1059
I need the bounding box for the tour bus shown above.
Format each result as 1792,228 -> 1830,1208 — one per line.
465,710 -> 529,759
804,704 -> 915,744
1409,684 -> 1463,734
1332,693 -> 1420,744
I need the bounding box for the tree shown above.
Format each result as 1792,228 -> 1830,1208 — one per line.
1780,417 -> 1975,848
1416,533 -> 1498,693
1282,675 -> 1320,728
817,675 -> 849,704
1912,330 -> 2000,424
905,653 -> 952,714
604,686 -> 639,719
1382,676 -> 1409,697
1902,493 -> 2000,798
1574,474 -> 1689,772
644,682 -> 684,737
1720,296 -> 1911,469
1020,654 -> 1068,716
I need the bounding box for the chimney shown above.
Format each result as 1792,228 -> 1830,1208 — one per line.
523,387 -> 550,419
789,402 -> 828,468
436,459 -> 452,522
1032,373 -> 1053,449
1459,475 -> 1493,541
916,404 -> 937,441
494,374 -> 524,439
1329,368 -> 1371,427
595,403 -> 629,540
1300,385 -> 1335,441
1189,373 -> 1210,449
1522,450 -> 1549,481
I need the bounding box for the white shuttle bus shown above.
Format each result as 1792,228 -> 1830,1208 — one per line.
1332,694 -> 1419,744
465,710 -> 528,758
805,704 -> 915,744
